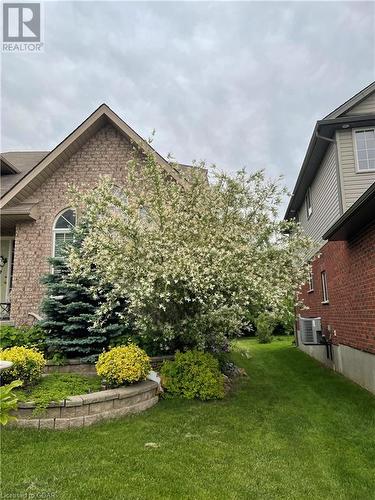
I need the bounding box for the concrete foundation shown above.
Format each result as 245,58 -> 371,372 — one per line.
297,331 -> 375,394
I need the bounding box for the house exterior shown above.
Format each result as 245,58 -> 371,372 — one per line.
0,104 -> 191,326
285,82 -> 375,394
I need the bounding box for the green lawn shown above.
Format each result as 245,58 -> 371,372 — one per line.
2,339 -> 375,499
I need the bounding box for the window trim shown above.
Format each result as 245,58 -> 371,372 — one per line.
321,271 -> 329,304
305,187 -> 313,219
0,236 -> 15,304
307,270 -> 314,293
352,127 -> 375,174
52,208 -> 76,258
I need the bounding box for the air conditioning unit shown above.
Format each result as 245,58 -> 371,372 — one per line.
299,317 -> 322,345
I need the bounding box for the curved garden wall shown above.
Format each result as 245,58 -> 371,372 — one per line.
11,380 -> 158,430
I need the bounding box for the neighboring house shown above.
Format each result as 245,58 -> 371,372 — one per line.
285,82 -> 375,394
0,104 -> 193,325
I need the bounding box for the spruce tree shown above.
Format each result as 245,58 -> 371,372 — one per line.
40,227 -> 131,363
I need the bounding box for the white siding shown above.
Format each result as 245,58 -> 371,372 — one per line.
336,129 -> 375,211
344,91 -> 375,116
297,142 -> 341,254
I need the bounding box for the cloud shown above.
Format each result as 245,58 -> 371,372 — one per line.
1,1 -> 374,214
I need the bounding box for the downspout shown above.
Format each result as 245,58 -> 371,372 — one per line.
315,128 -> 344,216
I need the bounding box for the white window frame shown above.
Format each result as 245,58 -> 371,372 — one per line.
52,208 -> 76,258
305,187 -> 313,219
352,127 -> 375,173
0,237 -> 15,304
307,270 -> 314,293
321,271 -> 329,304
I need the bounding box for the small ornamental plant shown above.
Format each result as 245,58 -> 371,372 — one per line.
96,344 -> 151,387
0,380 -> 23,426
0,346 -> 45,385
160,350 -> 225,400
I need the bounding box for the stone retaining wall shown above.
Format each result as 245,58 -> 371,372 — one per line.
11,380 -> 158,430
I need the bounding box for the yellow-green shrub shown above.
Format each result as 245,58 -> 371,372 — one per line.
96,344 -> 150,387
0,346 -> 45,385
161,350 -> 225,400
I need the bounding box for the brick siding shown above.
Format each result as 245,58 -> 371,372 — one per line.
297,220 -> 375,354
10,124 -> 144,324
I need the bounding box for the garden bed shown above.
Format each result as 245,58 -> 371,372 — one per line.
44,355 -> 174,375
10,374 -> 158,430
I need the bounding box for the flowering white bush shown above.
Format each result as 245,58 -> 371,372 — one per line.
68,146 -> 311,353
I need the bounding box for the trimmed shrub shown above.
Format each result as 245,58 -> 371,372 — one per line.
160,350 -> 225,400
96,344 -> 150,387
0,347 -> 45,385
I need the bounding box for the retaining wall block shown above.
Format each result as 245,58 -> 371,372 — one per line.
54,418 -> 71,430
60,406 -> 77,418
89,399 -> 114,414
65,396 -> 84,407
69,416 -> 84,428
39,418 -> 55,430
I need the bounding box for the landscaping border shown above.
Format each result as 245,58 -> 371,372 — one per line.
10,380 -> 159,430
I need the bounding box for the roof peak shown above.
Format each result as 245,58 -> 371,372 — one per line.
1,104 -> 188,206
324,80 -> 375,119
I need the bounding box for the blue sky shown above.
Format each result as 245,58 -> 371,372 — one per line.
2,1 -> 374,211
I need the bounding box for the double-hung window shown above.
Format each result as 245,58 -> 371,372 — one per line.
353,128 -> 375,172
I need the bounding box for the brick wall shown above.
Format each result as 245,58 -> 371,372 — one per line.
11,124 -> 144,324
298,220 -> 375,354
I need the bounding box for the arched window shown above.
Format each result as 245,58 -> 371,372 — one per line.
52,208 -> 76,257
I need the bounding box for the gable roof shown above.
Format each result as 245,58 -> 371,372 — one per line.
324,81 -> 375,119
2,151 -> 50,172
1,104 -> 187,207
1,154 -> 20,174
285,82 -> 375,220
1,152 -> 49,196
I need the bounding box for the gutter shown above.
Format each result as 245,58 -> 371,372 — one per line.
0,202 -> 39,221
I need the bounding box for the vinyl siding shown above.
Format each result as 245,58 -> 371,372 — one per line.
343,91 -> 375,116
297,142 -> 341,255
336,129 -> 375,211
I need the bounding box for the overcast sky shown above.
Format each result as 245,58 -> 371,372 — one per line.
1,1 -> 374,211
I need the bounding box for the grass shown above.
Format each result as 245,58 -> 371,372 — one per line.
16,373 -> 102,414
2,338 -> 375,499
